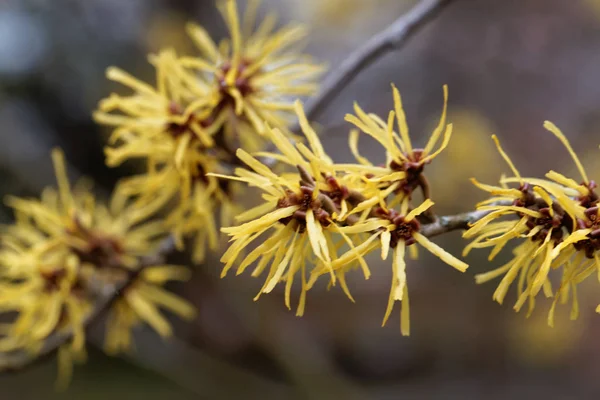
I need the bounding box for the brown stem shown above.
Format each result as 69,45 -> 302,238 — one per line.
419,201 -> 513,238
297,165 -> 315,187
297,0 -> 452,126
259,0 -> 454,165
417,174 -> 437,223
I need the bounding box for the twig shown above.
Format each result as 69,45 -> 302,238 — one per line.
0,237 -> 176,372
420,201 -> 513,238
300,0 -> 452,124
256,0 -> 452,168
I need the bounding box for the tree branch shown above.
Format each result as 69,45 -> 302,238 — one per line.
420,202 -> 512,238
300,0 -> 453,124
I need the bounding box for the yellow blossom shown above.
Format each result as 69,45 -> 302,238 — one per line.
5,149 -> 168,270
342,84 -> 452,207
182,0 -> 325,151
104,265 -> 196,355
93,48 -> 232,262
217,99 -> 466,331
467,124 -> 600,324
0,148 -> 196,385
319,197 -> 468,336
0,248 -> 91,389
214,103 -> 362,315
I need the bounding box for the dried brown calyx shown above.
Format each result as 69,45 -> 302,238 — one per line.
389,149 -> 430,195
277,186 -> 331,231
275,167 -> 353,230
166,101 -> 216,139
512,183 -> 537,208
575,206 -> 600,258
218,58 -> 255,99
375,207 -> 421,247
320,174 -> 350,209
514,183 -> 568,244
527,206 -> 566,243
579,180 -> 599,208
66,217 -> 125,269
40,267 -> 87,299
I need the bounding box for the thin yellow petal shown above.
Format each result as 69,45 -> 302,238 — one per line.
393,242 -> 407,301
423,84 -> 448,156
543,120 -> 588,183
405,199 -> 435,222
391,84 -> 412,154
413,232 -> 468,272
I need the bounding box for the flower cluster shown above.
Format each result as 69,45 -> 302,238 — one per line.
464,122 -> 600,325
93,0 -> 324,263
0,149 -> 195,387
218,86 -> 468,335
7,0 -> 600,389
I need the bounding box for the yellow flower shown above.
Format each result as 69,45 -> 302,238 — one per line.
95,0 -> 324,260
343,84 -> 452,206
323,197 -> 468,336
467,124 -> 600,324
104,265 -> 196,355
0,248 -> 91,389
5,149 -> 168,270
215,101 -> 375,315
94,49 -> 231,262
0,148 -> 196,385
182,0 -> 325,151
96,49 -> 216,170
217,100 -> 467,330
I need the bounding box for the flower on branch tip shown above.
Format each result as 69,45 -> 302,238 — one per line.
0,148 -> 195,386
183,0 -> 325,150
317,197 -> 468,336
465,123 -> 600,326
217,96 -> 467,333
343,84 -> 451,202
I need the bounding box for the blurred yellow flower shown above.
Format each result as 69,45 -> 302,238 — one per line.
104,265 -> 195,355
5,149 -> 167,270
95,0 -> 325,262
0,249 -> 90,389
466,123 -> 600,325
182,0 -> 325,151
94,49 -> 237,263
0,148 -> 195,385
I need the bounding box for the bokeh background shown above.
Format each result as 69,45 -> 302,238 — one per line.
2,0 -> 600,398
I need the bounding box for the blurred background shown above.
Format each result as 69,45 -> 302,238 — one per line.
2,0 -> 600,398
